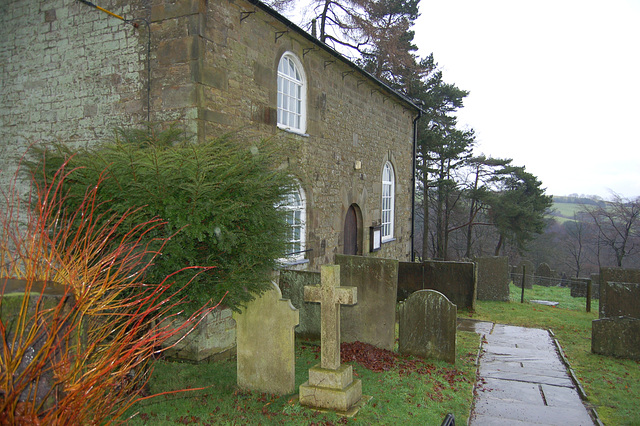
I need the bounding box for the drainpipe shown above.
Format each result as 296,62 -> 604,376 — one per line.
411,103 -> 423,262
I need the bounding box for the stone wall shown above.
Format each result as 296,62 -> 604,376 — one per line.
398,260 -> 476,310
1,0 -> 417,268
0,0 -> 148,196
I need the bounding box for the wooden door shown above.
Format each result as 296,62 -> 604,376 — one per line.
344,205 -> 358,255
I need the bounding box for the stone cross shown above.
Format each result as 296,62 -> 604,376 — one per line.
304,264 -> 357,370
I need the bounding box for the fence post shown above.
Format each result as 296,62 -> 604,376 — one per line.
586,279 -> 591,313
520,265 -> 526,303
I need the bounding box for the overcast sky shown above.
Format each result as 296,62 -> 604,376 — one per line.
413,0 -> 640,199
282,0 -> 640,199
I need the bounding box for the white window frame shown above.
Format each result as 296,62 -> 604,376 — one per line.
281,182 -> 306,262
277,52 -> 307,134
381,162 -> 395,242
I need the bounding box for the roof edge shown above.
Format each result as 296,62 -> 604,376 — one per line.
245,0 -> 422,113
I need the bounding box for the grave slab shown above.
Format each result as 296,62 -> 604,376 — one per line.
474,256 -> 510,301
234,281 -> 299,395
592,316 -> 640,360
599,267 -> 640,318
336,255 -> 398,350
398,289 -> 457,363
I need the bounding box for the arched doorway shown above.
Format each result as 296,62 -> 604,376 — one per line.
343,204 -> 361,255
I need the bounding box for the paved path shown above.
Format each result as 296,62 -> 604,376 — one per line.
461,320 -> 595,425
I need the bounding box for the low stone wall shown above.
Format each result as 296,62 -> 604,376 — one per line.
398,260 -> 476,310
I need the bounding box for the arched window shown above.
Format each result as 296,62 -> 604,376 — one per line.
282,182 -> 306,261
381,162 -> 395,241
277,52 -> 307,133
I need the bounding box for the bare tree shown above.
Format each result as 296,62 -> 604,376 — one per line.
582,193 -> 640,267
561,214 -> 589,277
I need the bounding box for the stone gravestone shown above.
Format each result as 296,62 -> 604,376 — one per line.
600,282 -> 640,319
592,317 -> 640,360
234,281 -> 299,395
474,256 -> 509,301
279,270 -> 321,340
535,263 -> 552,287
599,267 -> 640,318
399,290 -> 457,364
514,260 -> 534,289
336,254 -> 398,351
398,260 -> 476,310
299,265 -> 364,414
570,278 -> 599,300
0,278 -> 75,410
161,306 -> 236,362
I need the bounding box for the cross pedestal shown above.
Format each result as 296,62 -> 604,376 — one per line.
299,265 -> 365,414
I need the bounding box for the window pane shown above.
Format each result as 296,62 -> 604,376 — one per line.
277,54 -> 305,131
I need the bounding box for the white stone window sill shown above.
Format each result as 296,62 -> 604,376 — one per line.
278,258 -> 310,267
381,237 -> 396,244
277,124 -> 309,137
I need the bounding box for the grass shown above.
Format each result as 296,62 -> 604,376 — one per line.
125,331 -> 480,425
467,283 -> 640,425
125,284 -> 639,425
552,201 -> 582,222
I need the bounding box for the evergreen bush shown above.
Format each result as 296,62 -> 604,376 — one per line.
27,126 -> 294,312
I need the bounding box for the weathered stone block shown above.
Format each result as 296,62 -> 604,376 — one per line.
398,290 -> 457,364
592,317 -> 640,360
279,270 -> 321,340
336,255 -> 398,351
161,306 -> 236,362
599,268 -> 640,318
299,375 -> 362,412
600,281 -> 640,319
398,260 -> 476,310
308,363 -> 353,389
474,256 -> 509,302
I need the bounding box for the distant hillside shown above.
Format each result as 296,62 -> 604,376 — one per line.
549,195 -> 605,223
552,195 -> 606,206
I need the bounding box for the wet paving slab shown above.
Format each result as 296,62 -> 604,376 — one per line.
458,319 -> 595,425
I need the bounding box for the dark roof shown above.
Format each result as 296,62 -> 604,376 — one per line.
246,0 -> 422,113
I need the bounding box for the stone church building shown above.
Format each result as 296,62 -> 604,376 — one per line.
0,0 -> 421,270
